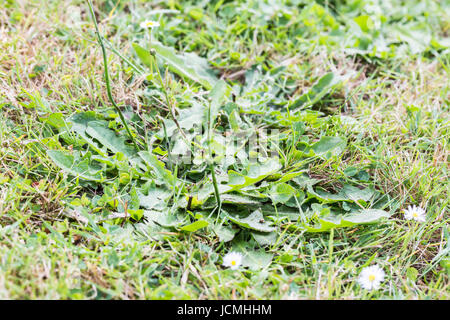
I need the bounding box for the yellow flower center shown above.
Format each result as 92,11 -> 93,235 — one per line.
231,260 -> 236,266
412,212 -> 418,218
143,21 -> 159,28
368,274 -> 376,282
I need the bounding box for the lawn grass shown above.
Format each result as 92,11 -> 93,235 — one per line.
0,0 -> 448,299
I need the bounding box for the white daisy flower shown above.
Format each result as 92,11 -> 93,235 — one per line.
140,20 -> 160,29
403,205 -> 426,222
358,265 -> 385,291
222,252 -> 243,270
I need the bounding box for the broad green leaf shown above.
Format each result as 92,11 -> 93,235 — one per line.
212,224 -> 237,242
132,43 -> 153,68
252,231 -> 278,246
342,185 -> 376,203
128,209 -> 144,221
138,185 -> 171,210
221,193 -> 261,205
134,220 -> 171,242
85,121 -> 136,158
228,109 -> 242,132
307,185 -> 347,203
47,150 -> 103,182
344,166 -> 359,177
303,209 -> 390,232
133,42 -> 218,89
406,267 -> 419,281
70,114 -> 146,174
293,121 -> 306,136
139,151 -> 175,186
69,112 -> 105,155
188,7 -> 203,20
203,193 -> 261,208
225,158 -> 282,193
308,184 -> 376,204
343,209 -> 390,224
180,220 -> 209,232
354,15 -> 374,33
273,170 -> 307,184
242,250 -> 273,270
311,136 -> 346,159
228,209 -> 276,232
269,183 -> 296,205
261,205 -> 301,222
42,112 -> 66,129
206,80 -> 229,126
155,102 -> 204,138
144,210 -> 186,228
293,174 -> 320,188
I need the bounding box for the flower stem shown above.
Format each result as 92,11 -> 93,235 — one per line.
87,0 -> 139,152
207,99 -> 221,209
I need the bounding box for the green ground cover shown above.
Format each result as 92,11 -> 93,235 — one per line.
0,0 -> 448,299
